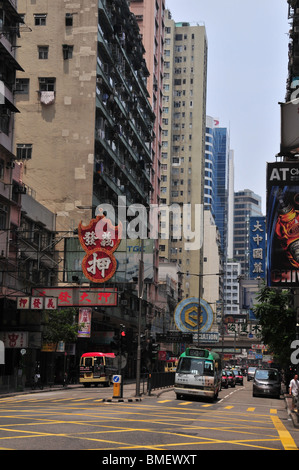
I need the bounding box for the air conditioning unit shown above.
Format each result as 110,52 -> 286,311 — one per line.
13,184 -> 27,194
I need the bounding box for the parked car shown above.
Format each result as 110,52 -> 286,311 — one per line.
221,370 -> 229,389
247,367 -> 257,381
226,370 -> 236,387
252,368 -> 281,399
232,369 -> 243,385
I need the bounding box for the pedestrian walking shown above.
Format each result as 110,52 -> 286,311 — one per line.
289,373 -> 299,412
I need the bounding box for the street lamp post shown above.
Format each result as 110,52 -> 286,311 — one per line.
136,238 -> 144,397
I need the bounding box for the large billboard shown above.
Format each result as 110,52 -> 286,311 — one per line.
280,99 -> 299,154
64,238 -> 154,284
267,162 -> 299,286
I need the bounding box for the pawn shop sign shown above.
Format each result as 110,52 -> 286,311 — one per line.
78,210 -> 122,283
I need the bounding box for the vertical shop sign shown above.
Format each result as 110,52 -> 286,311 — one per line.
249,216 -> 266,280
78,210 -> 122,283
78,307 -> 92,338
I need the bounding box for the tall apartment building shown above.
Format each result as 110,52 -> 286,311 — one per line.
0,0 -> 23,275
234,189 -> 263,275
0,1 -> 61,388
129,0 -> 165,315
159,11 -> 208,299
13,1 -> 155,365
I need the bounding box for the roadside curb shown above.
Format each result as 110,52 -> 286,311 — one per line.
103,397 -> 143,403
284,394 -> 299,428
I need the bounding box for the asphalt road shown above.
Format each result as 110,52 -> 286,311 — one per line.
0,379 -> 299,453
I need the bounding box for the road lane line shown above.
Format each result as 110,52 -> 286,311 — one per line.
271,415 -> 297,450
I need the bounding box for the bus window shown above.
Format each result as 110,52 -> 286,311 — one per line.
84,357 -> 92,368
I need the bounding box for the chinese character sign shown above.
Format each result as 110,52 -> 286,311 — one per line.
0,332 -> 28,348
78,211 -> 122,283
78,308 -> 91,338
31,287 -> 117,306
267,162 -> 299,286
249,216 -> 266,280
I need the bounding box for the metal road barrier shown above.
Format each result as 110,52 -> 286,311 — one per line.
147,372 -> 175,395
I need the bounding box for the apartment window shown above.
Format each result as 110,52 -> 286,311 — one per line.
65,13 -> 73,26
34,14 -> 47,26
16,144 -> 32,160
15,79 -> 29,94
62,45 -> 73,60
0,113 -> 9,135
0,159 -> 4,179
38,46 -> 48,59
0,204 -> 8,230
39,77 -> 55,92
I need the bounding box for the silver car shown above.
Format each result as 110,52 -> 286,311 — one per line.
252,368 -> 281,399
247,366 -> 256,381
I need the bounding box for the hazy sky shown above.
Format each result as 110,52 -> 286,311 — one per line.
165,0 -> 289,213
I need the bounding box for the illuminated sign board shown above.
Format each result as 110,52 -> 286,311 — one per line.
267,162 -> 299,286
78,212 -> 122,283
174,297 -> 214,333
31,287 -> 117,307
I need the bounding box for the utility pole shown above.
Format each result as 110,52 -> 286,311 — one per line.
136,238 -> 144,397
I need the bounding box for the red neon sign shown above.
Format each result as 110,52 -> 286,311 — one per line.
78,211 -> 122,283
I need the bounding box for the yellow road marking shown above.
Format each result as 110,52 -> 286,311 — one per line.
179,402 -> 192,406
270,409 -> 277,414
224,406 -> 234,409
271,416 -> 298,450
72,398 -> 95,402
247,408 -> 255,412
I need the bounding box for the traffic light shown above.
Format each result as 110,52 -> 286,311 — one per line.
110,334 -> 120,350
120,325 -> 126,338
151,343 -> 159,360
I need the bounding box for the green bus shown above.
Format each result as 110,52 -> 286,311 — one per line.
174,348 -> 222,400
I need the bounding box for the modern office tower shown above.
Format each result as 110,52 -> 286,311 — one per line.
204,117 -> 234,263
159,10 -> 208,298
13,1 -> 155,358
213,125 -> 230,260
233,189 -> 263,276
227,150 -> 235,260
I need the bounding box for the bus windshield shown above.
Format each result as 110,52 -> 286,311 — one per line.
177,357 -> 214,376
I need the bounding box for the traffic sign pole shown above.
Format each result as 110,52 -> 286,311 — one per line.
112,375 -> 121,398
